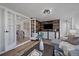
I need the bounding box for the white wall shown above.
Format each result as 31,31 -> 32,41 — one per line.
72,13 -> 79,29
72,13 -> 79,36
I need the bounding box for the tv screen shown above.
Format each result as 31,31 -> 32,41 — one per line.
44,24 -> 53,29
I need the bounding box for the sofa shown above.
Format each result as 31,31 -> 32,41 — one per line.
59,35 -> 79,56
59,41 -> 79,56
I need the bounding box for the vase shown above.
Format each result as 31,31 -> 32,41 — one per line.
39,39 -> 44,51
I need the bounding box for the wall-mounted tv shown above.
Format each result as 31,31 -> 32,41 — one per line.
44,24 -> 53,29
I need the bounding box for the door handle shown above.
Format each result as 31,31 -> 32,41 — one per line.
5,31 -> 9,32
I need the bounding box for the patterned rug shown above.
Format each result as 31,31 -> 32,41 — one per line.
27,49 -> 42,56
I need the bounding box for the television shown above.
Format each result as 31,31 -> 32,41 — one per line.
44,24 -> 53,29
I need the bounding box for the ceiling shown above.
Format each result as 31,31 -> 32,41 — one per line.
0,3 -> 79,21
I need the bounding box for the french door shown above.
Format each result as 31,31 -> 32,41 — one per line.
4,10 -> 16,51
0,8 -> 5,52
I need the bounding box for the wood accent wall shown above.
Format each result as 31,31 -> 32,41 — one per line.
40,19 -> 60,32
31,19 -> 60,39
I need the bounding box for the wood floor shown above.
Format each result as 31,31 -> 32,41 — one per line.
17,37 -> 30,45
0,40 -> 54,56
1,41 -> 39,56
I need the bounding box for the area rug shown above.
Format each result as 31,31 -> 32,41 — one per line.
27,49 -> 42,56
53,43 -> 65,56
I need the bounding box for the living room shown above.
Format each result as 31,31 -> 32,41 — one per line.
0,3 -> 79,56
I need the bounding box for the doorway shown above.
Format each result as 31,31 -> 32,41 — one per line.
16,15 -> 30,45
